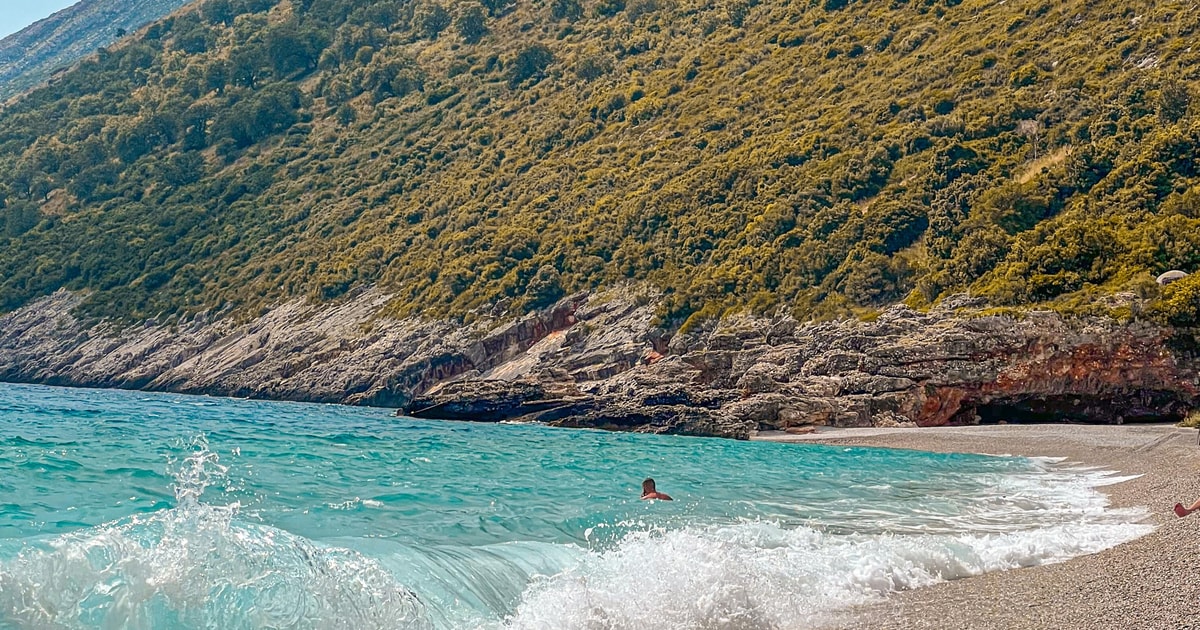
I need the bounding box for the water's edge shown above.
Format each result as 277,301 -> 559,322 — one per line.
0,384 -> 1156,629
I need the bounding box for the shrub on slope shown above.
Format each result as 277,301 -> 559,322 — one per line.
0,0 -> 1197,328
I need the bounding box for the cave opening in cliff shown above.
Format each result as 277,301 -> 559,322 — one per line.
954,391 -> 1190,425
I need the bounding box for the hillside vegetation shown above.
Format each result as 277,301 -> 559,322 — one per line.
0,0 -> 191,100
0,0 -> 1198,329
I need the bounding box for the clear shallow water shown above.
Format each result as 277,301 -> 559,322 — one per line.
0,383 -> 1151,629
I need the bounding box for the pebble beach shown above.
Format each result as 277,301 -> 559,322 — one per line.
758,424 -> 1200,630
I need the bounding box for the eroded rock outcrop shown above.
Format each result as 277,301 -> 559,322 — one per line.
1,287 -> 1197,439
402,296 -> 1198,437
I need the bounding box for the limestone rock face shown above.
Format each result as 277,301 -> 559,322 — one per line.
1,289 -> 1197,439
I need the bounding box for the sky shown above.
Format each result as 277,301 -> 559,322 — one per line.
0,0 -> 80,39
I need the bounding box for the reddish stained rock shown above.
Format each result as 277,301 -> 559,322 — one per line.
912,331 -> 1196,427
917,387 -> 969,427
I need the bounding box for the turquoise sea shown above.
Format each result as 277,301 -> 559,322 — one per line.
0,383 -> 1151,629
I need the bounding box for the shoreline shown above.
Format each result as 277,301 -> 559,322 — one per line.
4,381 -> 1198,626
757,424 -> 1200,629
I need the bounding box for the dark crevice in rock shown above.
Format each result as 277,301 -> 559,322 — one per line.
958,391 -> 1191,425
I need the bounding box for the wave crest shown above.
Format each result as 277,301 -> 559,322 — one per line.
0,439 -> 431,630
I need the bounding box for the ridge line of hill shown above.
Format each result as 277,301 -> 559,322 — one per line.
0,0 -> 192,101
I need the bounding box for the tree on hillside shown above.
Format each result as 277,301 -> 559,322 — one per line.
215,83 -> 303,148
265,21 -> 329,75
479,0 -> 514,17
202,0 -> 236,25
365,56 -> 425,102
415,2 -> 453,40
550,0 -> 583,21
508,43 -> 553,87
455,4 -> 488,43
1159,78 -> 1192,123
524,264 -> 565,309
229,46 -> 266,88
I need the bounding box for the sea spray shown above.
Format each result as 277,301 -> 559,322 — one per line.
168,435 -> 235,506
0,438 -> 432,629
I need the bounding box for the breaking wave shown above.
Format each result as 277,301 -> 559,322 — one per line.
0,439 -> 431,629
504,517 -> 1150,630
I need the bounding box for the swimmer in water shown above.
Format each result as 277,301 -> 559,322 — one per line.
640,477 -> 673,501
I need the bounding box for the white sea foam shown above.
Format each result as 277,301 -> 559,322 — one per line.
503,461 -> 1153,630
0,440 -> 432,630
0,505 -> 432,630
503,518 -> 1151,630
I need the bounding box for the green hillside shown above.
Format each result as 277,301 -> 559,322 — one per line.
0,0 -> 1198,328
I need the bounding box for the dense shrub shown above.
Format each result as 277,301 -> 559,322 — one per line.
0,0 -> 1198,329
1147,274 -> 1200,327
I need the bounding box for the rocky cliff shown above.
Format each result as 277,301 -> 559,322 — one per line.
1,288 -> 1196,439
